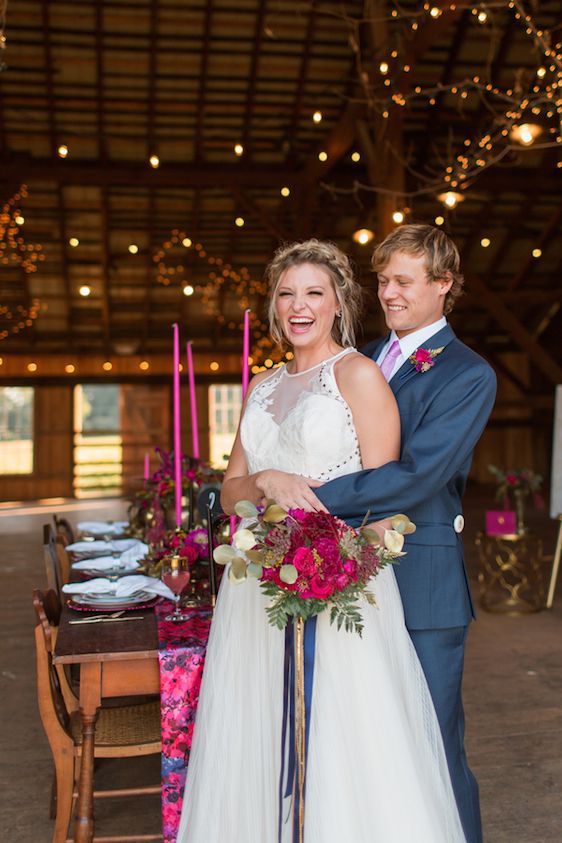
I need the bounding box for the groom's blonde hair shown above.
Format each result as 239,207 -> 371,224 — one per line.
265,239 -> 363,348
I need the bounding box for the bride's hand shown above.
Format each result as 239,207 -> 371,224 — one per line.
256,469 -> 327,513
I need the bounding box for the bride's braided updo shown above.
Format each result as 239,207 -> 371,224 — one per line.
265,239 -> 363,349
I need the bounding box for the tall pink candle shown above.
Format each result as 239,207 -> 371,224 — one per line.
186,341 -> 200,459
143,452 -> 150,481
172,323 -> 182,528
242,308 -> 250,399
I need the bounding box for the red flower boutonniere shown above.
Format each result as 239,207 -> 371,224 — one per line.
408,346 -> 445,373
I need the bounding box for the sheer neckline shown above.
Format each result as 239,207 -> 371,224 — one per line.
283,347 -> 355,378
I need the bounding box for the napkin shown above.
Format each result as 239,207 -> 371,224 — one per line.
77,520 -> 129,537
120,541 -> 149,566
66,538 -> 140,555
63,574 -> 174,600
71,555 -> 141,572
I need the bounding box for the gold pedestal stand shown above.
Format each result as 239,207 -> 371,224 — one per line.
475,532 -> 546,614
546,516 -> 562,609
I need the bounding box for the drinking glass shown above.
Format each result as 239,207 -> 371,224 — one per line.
161,556 -> 191,622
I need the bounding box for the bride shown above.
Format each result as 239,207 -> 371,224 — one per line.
177,239 -> 466,842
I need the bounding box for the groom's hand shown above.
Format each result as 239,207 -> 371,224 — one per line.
256,469 -> 327,512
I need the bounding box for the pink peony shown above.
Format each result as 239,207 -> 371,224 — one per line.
335,573 -> 350,591
179,545 -> 198,563
293,547 -> 317,577
310,574 -> 335,599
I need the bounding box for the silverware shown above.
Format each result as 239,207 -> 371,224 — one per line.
69,615 -> 145,625
70,610 -> 126,622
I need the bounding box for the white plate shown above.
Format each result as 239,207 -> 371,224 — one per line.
71,590 -> 152,608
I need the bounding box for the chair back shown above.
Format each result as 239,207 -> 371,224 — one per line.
32,589 -> 72,736
43,524 -> 63,596
53,514 -> 75,545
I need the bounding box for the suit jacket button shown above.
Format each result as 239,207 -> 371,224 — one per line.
453,515 -> 465,533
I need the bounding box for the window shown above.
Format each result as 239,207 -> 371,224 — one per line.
0,387 -> 34,474
74,385 -> 122,497
208,384 -> 242,469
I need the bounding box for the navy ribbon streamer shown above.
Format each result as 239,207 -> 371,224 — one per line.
278,615 -> 318,843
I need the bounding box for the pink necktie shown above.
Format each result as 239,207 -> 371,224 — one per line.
380,339 -> 401,382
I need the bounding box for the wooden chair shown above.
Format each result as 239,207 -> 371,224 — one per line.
44,524 -> 63,597
33,589 -> 162,843
43,523 -> 71,595
53,514 -> 75,546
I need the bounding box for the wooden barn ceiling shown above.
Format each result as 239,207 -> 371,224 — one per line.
0,0 -> 561,383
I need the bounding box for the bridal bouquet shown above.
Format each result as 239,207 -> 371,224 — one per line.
213,501 -> 415,635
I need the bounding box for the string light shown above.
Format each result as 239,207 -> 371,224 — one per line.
210,361 -> 219,371
139,360 -> 150,370
481,237 -> 491,248
280,186 -> 290,197
318,151 -> 328,162
182,284 -> 194,296
435,216 -> 445,226
102,361 -> 113,371
510,123 -> 542,145
149,154 -> 160,168
234,143 -> 244,156
532,248 -> 542,258
352,228 -> 374,245
69,237 -> 79,247
392,210 -> 405,224
57,144 -> 68,158
379,62 -> 389,74
79,285 -> 91,297
27,362 -> 37,372
128,244 -> 139,254
65,364 -> 75,373
312,111 -> 322,123
437,191 -> 464,209
182,237 -> 192,247
235,217 -> 245,227
351,151 -> 361,162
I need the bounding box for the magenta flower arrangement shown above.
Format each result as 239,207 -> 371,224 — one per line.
408,346 -> 445,373
213,502 -> 415,635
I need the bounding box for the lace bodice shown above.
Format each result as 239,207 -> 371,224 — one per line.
240,348 -> 362,481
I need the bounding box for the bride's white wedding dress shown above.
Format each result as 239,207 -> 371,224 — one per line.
177,348 -> 466,843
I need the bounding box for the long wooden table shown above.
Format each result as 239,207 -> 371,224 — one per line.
53,603 -> 161,843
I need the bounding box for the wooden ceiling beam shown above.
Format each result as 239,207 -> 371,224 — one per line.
241,0 -> 267,158
468,274 -> 562,385
506,203 -> 562,293
99,187 -> 111,345
195,1 -> 213,162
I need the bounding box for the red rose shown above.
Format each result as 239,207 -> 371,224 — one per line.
335,573 -> 350,591
506,474 -> 517,485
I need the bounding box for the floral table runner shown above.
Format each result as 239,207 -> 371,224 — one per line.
155,601 -> 212,843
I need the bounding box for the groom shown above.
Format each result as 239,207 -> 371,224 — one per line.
316,224 -> 496,843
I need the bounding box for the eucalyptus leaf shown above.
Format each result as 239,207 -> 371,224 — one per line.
234,500 -> 259,519
233,528 -> 257,551
361,527 -> 381,546
390,514 -> 409,534
245,549 -> 265,564
263,504 -> 289,524
230,556 -> 248,580
279,563 -> 298,584
247,562 -> 263,578
213,544 -> 237,565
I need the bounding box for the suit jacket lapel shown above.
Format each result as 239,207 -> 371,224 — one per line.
389,323 -> 456,396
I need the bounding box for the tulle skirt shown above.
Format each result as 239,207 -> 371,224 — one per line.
177,566 -> 466,843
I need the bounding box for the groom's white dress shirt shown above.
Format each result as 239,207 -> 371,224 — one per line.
376,317 -> 447,382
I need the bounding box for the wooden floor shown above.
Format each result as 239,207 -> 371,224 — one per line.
1,492 -> 561,843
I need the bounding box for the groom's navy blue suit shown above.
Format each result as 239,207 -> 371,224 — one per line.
316,323 -> 496,843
